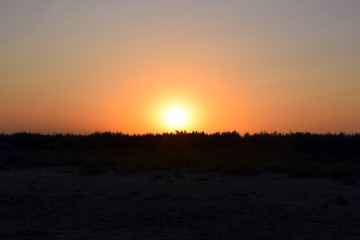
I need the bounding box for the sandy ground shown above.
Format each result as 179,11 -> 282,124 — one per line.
1,167 -> 360,240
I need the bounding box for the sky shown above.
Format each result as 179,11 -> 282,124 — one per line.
1,0 -> 360,134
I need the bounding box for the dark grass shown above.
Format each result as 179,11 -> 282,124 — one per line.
0,131 -> 359,178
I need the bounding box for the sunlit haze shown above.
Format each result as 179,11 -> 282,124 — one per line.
1,0 -> 360,134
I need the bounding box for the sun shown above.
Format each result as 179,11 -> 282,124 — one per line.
164,107 -> 188,128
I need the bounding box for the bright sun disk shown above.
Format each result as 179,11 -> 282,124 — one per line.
164,107 -> 188,128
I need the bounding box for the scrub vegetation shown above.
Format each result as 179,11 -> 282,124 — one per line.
0,131 -> 359,178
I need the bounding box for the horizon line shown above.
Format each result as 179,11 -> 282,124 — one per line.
2,130 -> 359,136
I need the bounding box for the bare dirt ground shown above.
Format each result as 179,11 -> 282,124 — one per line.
1,167 -> 360,240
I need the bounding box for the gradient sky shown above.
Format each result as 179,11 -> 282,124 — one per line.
1,0 -> 360,134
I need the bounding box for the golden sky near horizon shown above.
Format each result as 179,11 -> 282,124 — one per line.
1,0 -> 360,134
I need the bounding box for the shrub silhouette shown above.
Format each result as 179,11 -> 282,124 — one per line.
0,131 -> 359,177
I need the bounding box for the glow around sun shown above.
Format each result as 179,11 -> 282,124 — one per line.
164,107 -> 189,129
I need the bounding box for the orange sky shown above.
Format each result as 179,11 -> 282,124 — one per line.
1,1 -> 360,134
